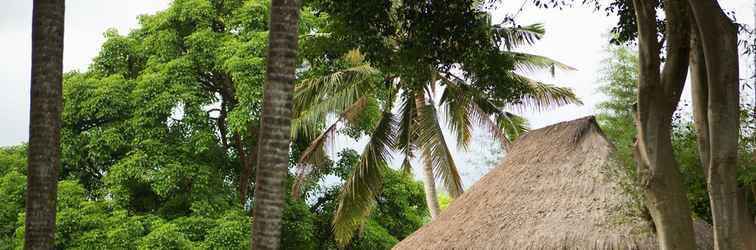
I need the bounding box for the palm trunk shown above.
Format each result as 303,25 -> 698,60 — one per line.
415,92 -> 442,219
25,0 -> 65,249
250,0 -> 300,249
632,0 -> 697,248
421,155 -> 441,219
688,1 -> 756,248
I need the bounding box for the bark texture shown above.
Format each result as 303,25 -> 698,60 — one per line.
25,0 -> 65,249
251,0 -> 300,249
631,0 -> 697,248
688,1 -> 756,248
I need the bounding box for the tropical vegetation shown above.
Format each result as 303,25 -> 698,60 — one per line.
13,0 -> 756,249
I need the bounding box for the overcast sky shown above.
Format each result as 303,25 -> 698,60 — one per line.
1,0 -> 172,146
1,0 -> 754,184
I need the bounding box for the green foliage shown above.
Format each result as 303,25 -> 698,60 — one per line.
307,149 -> 428,250
595,44 -> 638,176
0,146 -> 25,249
281,199 -> 316,250
350,220 -> 398,250
0,145 -> 26,176
201,214 -> 248,250
438,194 -> 452,211
0,167 -> 321,249
737,105 -> 756,215
138,223 -> 192,250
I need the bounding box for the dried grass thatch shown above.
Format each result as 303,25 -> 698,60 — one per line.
393,116 -> 713,250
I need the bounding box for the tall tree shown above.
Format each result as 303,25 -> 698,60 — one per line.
688,0 -> 756,248
24,0 -> 65,249
251,0 -> 301,249
631,0 -> 697,248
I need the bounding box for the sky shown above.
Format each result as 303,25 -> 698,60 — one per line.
0,0 -> 172,146
1,0 -> 754,185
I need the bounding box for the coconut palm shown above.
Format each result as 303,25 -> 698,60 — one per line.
291,23 -> 581,245
25,0 -> 65,248
251,0 -> 301,249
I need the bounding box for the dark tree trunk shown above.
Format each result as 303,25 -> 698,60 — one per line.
238,124 -> 258,205
25,0 -> 65,249
251,0 -> 301,249
688,0 -> 756,248
631,0 -> 697,248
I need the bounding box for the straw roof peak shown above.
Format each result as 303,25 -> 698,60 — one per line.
393,116 -> 712,250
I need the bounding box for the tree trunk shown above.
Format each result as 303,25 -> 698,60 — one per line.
631,0 -> 697,249
236,131 -> 251,204
421,149 -> 441,219
251,0 -> 300,249
415,92 -> 442,220
215,75 -> 257,206
687,1 -> 756,248
239,124 -> 258,206
25,0 -> 65,249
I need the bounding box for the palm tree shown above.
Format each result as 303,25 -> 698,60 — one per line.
25,0 -> 65,249
291,23 -> 580,245
251,0 -> 301,249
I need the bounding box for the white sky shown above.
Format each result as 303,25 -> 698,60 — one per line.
1,0 -> 754,185
0,0 -> 172,146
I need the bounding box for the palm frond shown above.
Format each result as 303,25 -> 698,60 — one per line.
395,90 -> 419,177
506,75 -> 582,112
332,110 -> 398,247
291,97 -> 369,199
470,103 -> 512,149
401,156 -> 413,176
395,90 -> 417,155
292,63 -> 381,139
511,52 -> 576,76
496,112 -> 529,142
439,80 -> 474,150
437,72 -> 526,149
415,94 -> 464,198
492,23 -> 545,50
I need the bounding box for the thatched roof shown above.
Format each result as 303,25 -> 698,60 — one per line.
394,116 -> 713,250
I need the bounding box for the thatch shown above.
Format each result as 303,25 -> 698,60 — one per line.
394,116 -> 713,250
